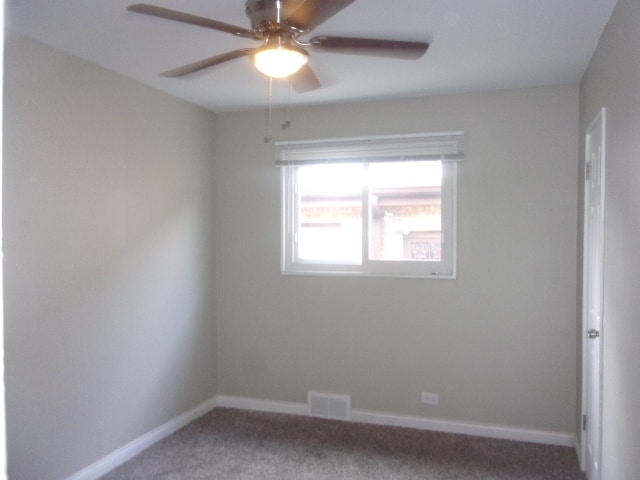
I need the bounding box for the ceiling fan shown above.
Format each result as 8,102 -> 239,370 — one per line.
127,0 -> 430,93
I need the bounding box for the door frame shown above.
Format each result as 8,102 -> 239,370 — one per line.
580,107 -> 606,477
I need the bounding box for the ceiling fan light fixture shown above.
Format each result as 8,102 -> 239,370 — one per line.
253,39 -> 309,78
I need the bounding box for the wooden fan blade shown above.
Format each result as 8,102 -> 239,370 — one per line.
284,0 -> 356,31
309,36 -> 429,59
128,4 -> 255,38
162,49 -> 256,77
290,64 -> 321,93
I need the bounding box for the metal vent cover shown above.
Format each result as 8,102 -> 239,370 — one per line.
308,391 -> 351,420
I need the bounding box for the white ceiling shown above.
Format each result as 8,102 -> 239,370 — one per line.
6,0 -> 616,112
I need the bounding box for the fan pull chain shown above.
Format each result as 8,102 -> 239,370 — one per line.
282,81 -> 291,131
263,77 -> 273,143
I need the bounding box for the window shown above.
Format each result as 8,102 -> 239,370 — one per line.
277,132 -> 463,278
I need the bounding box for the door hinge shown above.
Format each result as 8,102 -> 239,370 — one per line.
586,162 -> 591,181
583,414 -> 587,431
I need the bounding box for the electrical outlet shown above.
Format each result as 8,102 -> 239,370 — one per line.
421,392 -> 439,405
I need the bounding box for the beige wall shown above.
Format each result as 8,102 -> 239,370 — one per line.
215,85 -> 579,433
579,0 -> 640,477
3,34 -> 218,480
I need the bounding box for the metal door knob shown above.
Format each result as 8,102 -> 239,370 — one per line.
587,329 -> 600,339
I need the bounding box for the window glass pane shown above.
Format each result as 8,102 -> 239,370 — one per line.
297,164 -> 363,263
368,161 -> 442,262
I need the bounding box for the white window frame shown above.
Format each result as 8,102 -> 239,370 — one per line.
277,132 -> 463,279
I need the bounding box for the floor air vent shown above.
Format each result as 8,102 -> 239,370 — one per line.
308,391 -> 351,420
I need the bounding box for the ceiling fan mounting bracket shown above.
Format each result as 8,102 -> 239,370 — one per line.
245,0 -> 303,30
246,0 -> 308,41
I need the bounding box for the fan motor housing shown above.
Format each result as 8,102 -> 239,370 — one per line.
245,0 -> 303,31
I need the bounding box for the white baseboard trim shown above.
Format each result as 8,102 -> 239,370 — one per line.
66,396 -> 217,480
214,394 -> 576,448
352,408 -> 576,447
214,394 -> 308,416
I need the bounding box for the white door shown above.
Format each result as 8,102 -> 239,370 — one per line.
582,108 -> 606,480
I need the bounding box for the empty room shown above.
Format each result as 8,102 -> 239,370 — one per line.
3,1 -> 639,479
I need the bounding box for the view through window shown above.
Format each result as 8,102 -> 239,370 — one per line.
296,161 -> 443,264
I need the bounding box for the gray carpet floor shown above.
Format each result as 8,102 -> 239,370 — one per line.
101,407 -> 585,479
